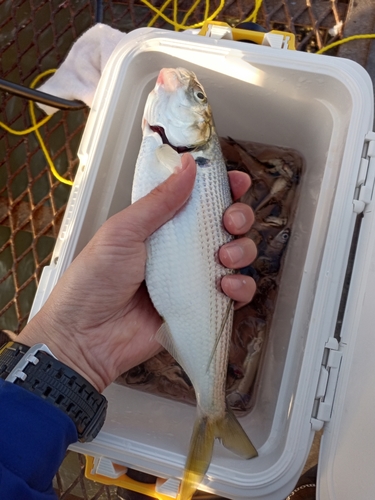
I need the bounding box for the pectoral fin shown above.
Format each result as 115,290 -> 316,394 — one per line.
156,144 -> 182,172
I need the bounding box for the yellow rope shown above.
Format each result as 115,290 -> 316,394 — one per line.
181,0 -> 202,26
243,0 -> 263,23
143,0 -> 264,31
148,0 -> 172,27
317,34 -> 375,54
28,70 -> 73,186
0,68 -> 73,186
140,0 -> 225,30
148,0 -> 203,29
204,0 -> 210,24
173,0 -> 178,31
0,113 -> 51,136
0,70 -> 56,135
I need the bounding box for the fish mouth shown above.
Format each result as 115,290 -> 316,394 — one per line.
150,125 -> 196,154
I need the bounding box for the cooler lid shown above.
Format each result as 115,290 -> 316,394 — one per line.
318,136 -> 375,498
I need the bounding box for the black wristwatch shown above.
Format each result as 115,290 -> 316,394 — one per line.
0,341 -> 108,442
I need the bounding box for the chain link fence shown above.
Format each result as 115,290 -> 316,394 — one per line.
0,1 -> 350,498
0,0 -> 350,331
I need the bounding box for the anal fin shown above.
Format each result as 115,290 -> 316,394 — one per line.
218,403 -> 258,459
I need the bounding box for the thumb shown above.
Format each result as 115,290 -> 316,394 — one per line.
125,153 -> 197,240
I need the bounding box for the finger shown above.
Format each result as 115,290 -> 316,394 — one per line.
228,171 -> 251,200
118,153 -> 196,241
223,203 -> 254,235
221,274 -> 256,307
219,237 -> 257,269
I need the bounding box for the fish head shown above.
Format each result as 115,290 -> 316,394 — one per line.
143,67 -> 213,151
268,228 -> 290,252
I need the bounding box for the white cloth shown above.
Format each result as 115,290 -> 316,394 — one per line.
38,24 -> 125,114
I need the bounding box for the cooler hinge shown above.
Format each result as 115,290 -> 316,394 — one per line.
353,132 -> 375,214
311,337 -> 342,431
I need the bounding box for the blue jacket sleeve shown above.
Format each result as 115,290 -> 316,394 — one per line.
0,379 -> 78,499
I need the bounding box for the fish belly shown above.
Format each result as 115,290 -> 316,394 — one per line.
145,156 -> 233,418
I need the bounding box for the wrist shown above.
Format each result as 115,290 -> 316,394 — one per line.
0,341 -> 108,442
17,311 -> 105,393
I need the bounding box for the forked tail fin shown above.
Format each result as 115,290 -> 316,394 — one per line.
178,406 -> 257,500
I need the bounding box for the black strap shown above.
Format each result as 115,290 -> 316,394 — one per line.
0,341 -> 30,378
0,342 -> 107,442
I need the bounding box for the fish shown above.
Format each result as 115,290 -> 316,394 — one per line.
131,68 -> 257,500
251,228 -> 290,275
229,305 -> 266,406
266,228 -> 290,254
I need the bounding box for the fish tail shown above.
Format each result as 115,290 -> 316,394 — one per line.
179,414 -> 215,500
178,406 -> 257,500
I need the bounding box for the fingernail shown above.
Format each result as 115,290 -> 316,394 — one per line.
224,244 -> 244,264
228,210 -> 247,230
175,154 -> 189,172
173,156 -> 184,173
226,276 -> 243,290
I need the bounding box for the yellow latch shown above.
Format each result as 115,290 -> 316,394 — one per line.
199,21 -> 295,50
85,455 -> 179,500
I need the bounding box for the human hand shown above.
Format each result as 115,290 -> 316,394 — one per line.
17,154 -> 257,392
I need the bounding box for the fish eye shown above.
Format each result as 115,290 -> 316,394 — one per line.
194,89 -> 206,102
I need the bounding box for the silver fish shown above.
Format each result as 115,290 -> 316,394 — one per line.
132,68 -> 257,499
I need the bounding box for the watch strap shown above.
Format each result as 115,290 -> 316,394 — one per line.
0,342 -> 107,442
0,341 -> 30,378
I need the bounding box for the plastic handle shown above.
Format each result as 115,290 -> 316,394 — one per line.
198,21 -> 296,50
84,455 -> 176,500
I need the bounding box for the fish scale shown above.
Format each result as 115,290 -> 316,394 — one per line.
146,153 -> 232,406
132,67 -> 257,500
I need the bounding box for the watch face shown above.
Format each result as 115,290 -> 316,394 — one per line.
0,342 -> 107,442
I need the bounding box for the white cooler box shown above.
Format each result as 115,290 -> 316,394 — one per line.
29,26 -> 375,500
